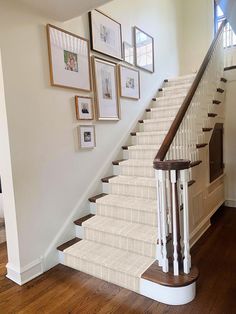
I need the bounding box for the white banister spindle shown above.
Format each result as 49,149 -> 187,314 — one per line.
170,170 -> 179,276
158,170 -> 169,273
155,170 -> 163,267
180,169 -> 191,274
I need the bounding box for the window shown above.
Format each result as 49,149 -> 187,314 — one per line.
214,1 -> 236,47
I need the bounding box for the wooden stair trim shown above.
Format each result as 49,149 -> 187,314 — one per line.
217,88 -> 224,93
152,98 -> 157,101
164,79 -> 168,83
141,261 -> 199,287
101,175 -> 117,183
88,193 -> 107,203
146,108 -> 151,112
138,120 -> 144,123
208,113 -> 218,117
112,159 -> 126,165
122,145 -> 129,150
224,65 -> 236,71
130,132 -> 137,136
220,77 -> 227,83
180,180 -> 196,190
74,214 -> 95,226
196,143 -> 208,149
153,20 -> 227,164
213,100 -> 221,105
158,88 -> 163,92
202,127 -> 213,132
57,238 -> 82,252
190,160 -> 202,168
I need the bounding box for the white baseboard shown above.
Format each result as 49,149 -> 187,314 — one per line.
6,258 -> 43,285
224,199 -> 236,208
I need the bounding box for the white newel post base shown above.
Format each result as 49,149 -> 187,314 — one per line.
140,278 -> 196,305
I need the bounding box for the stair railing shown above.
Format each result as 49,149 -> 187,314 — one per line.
154,19 -> 227,275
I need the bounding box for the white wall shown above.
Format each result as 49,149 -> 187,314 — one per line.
0,0 -> 183,281
179,0 -> 215,74
224,70 -> 236,206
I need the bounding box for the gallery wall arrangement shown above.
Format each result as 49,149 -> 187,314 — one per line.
46,9 -> 155,149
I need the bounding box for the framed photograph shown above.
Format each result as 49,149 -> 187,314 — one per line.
119,65 -> 140,100
123,42 -> 134,66
46,24 -> 91,91
75,96 -> 94,120
93,57 -> 120,121
79,125 -> 96,149
89,10 -> 122,60
134,27 -> 154,73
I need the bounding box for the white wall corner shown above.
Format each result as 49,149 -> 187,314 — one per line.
6,257 -> 43,286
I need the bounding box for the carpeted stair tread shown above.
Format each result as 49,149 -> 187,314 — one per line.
167,73 -> 196,82
64,239 -> 155,292
82,216 -> 157,243
134,130 -> 167,136
149,104 -> 180,111
96,194 -> 157,212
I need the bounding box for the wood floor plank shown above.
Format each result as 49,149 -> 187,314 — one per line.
0,206 -> 236,313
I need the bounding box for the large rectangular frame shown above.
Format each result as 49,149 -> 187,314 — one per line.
89,10 -> 123,60
92,56 -> 120,121
47,24 -> 92,91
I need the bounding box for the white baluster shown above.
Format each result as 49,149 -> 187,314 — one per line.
180,169 -> 191,274
158,170 -> 169,273
170,170 -> 179,276
155,170 -> 163,267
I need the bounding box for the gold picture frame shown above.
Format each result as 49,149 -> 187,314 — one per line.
47,24 -> 92,91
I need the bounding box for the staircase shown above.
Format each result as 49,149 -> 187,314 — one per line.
57,74 -> 199,305
57,21 -> 227,306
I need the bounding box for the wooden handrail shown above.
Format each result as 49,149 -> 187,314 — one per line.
154,19 -> 227,164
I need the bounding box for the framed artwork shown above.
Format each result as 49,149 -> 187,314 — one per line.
89,10 -> 122,60
75,96 -> 94,120
79,125 -> 96,149
119,65 -> 140,100
123,42 -> 134,66
93,57 -> 120,121
46,24 -> 91,91
134,27 -> 154,73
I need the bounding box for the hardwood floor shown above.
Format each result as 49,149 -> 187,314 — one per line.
0,206 -> 236,313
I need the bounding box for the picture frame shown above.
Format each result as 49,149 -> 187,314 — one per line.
123,42 -> 135,66
46,24 -> 92,91
89,10 -> 122,60
93,57 -> 120,121
79,125 -> 96,149
75,96 -> 94,120
119,65 -> 140,100
134,26 -> 154,73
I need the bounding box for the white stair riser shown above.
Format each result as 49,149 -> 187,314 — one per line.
151,97 -> 185,108
107,182 -> 156,200
147,108 -> 179,119
124,149 -> 157,160
63,252 -> 141,292
84,227 -> 157,258
158,87 -> 189,97
139,120 -> 173,132
90,202 -> 157,226
132,134 -> 165,145
119,165 -> 155,178
164,78 -> 194,88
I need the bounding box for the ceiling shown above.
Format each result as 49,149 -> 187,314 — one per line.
19,0 -> 113,21
216,0 -> 236,34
